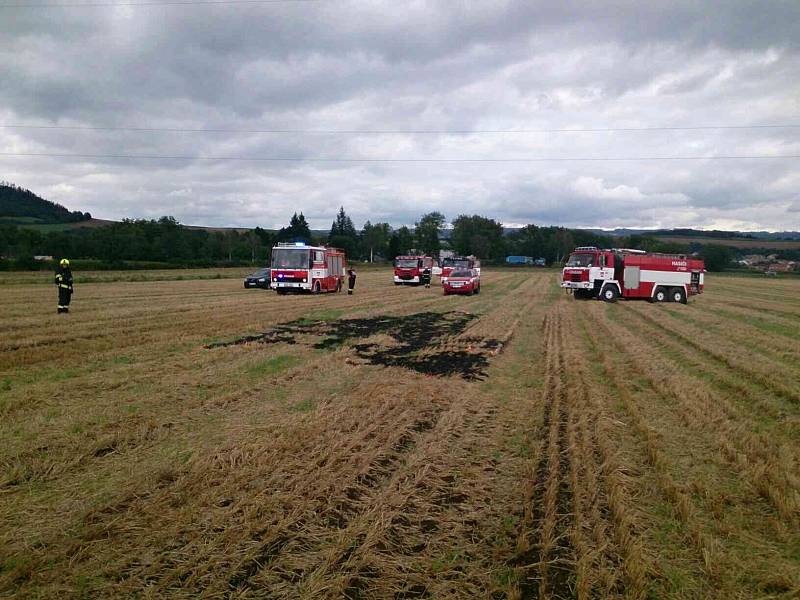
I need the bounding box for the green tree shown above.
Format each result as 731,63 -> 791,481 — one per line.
0,225 -> 17,257
329,206 -> 357,239
507,225 -> 545,261
388,226 -> 414,258
414,212 -> 445,257
328,207 -> 359,258
551,228 -> 575,264
245,231 -> 262,264
278,212 -> 311,243
505,225 -> 581,265
450,214 -> 505,259
361,221 -> 391,262
254,227 -> 275,262
700,244 -> 734,271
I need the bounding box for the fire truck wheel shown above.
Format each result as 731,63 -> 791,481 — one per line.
336,280 -> 342,292
670,287 -> 687,304
312,281 -> 321,294
601,285 -> 619,303
653,287 -> 667,303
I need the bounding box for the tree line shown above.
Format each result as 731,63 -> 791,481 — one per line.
0,206 -> 770,271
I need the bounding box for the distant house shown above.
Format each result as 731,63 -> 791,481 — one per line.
768,261 -> 796,273
34,255 -> 53,261
740,254 -> 794,272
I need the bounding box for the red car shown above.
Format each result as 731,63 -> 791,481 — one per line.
443,269 -> 481,296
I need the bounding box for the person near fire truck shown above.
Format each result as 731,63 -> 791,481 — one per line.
55,258 -> 74,314
347,268 -> 357,295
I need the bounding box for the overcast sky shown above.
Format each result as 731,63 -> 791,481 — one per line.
2,0 -> 799,231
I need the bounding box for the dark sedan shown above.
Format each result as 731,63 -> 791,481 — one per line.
244,268 -> 272,289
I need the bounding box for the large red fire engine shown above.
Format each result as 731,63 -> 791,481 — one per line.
561,246 -> 705,303
441,256 -> 481,282
393,255 -> 434,286
270,242 -> 345,294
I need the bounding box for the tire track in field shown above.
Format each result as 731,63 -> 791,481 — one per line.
516,303 -> 576,599
559,308 -> 650,599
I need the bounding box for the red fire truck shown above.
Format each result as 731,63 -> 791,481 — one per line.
270,242 -> 346,294
393,255 -> 434,286
561,246 -> 705,303
441,256 -> 481,282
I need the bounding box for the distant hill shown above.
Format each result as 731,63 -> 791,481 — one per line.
586,227 -> 800,241
652,235 -> 800,250
0,183 -> 91,224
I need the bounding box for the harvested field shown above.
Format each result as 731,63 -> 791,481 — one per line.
1,269 -> 798,599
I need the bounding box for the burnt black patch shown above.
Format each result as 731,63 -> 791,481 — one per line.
205,311 -> 500,380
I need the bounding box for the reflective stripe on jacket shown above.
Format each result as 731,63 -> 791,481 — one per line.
55,272 -> 73,289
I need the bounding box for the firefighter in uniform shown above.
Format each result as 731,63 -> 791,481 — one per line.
55,258 -> 74,313
347,268 -> 356,295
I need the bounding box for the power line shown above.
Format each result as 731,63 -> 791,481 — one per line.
1,0 -> 322,7
0,151 -> 797,162
2,123 -> 799,135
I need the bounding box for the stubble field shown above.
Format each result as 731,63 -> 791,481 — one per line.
1,268 -> 798,599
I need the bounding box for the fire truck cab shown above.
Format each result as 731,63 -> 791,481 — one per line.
270,242 -> 346,294
561,246 -> 705,303
394,255 -> 434,286
441,256 -> 481,282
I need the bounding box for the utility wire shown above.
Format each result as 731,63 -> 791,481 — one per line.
2,123 -> 799,134
1,0 -> 322,7
0,151 -> 797,162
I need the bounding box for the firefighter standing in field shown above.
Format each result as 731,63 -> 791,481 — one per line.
347,268 -> 356,295
55,258 -> 74,314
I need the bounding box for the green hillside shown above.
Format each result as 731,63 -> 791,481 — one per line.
0,183 -> 91,224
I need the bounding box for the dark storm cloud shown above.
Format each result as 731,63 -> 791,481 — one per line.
1,0 -> 799,230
